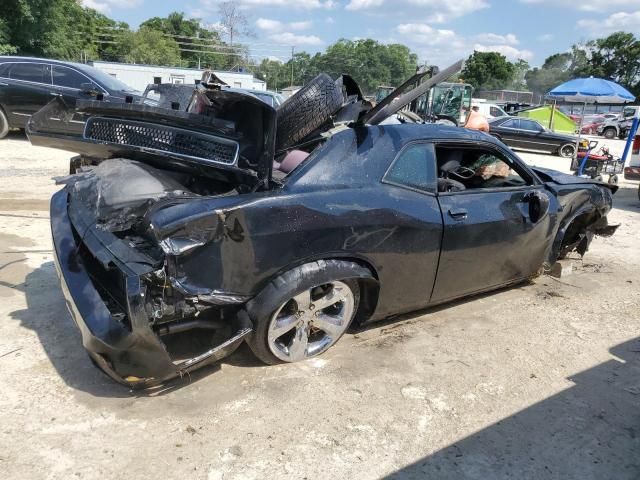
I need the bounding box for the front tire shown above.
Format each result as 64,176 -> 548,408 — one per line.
559,143 -> 576,158
603,127 -> 616,140
246,260 -> 368,365
0,108 -> 9,139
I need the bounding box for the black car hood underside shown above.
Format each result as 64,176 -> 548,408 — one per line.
26,91 -> 277,188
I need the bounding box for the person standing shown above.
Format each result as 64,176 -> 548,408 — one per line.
464,106 -> 490,132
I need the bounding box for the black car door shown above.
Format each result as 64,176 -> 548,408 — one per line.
495,118 -> 525,148
430,142 -> 557,304
3,63 -> 54,127
51,65 -> 102,133
518,119 -> 557,153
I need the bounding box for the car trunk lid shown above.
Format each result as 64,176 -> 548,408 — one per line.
26,87 -> 277,189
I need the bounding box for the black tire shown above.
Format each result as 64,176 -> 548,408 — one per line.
246,260 -> 369,365
559,143 -> 576,158
276,74 -> 344,150
0,108 -> 9,139
603,127 -> 616,140
637,184 -> 640,201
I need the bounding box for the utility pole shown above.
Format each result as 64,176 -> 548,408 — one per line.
290,46 -> 294,87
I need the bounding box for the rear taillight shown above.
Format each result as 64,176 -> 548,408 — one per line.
632,135 -> 640,155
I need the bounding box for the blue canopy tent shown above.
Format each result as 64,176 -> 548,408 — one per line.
546,77 -> 636,175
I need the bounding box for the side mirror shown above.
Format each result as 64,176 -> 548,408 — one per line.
80,82 -> 100,96
526,191 -> 550,223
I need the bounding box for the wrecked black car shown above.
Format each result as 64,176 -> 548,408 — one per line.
28,61 -> 619,388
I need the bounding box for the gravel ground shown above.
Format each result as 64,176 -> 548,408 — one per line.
0,132 -> 638,480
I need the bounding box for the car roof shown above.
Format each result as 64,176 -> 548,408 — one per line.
375,123 -> 502,144
0,56 -> 89,69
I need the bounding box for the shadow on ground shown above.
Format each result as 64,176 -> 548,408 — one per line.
9,260 -> 525,397
385,337 -> 640,480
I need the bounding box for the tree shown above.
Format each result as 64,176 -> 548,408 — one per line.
509,59 -> 530,90
217,2 -> 253,46
140,12 -> 226,69
584,32 -> 640,88
123,27 -> 181,66
461,51 -> 515,90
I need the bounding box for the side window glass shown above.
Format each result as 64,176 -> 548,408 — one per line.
9,63 -> 49,83
436,146 -> 532,190
384,143 -> 436,192
502,118 -> 519,128
521,120 -> 542,132
52,66 -> 88,89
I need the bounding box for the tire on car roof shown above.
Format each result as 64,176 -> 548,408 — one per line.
275,74 -> 345,151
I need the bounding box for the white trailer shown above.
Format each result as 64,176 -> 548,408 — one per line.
89,61 -> 266,92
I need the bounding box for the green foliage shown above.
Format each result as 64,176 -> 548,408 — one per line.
123,27 -> 181,66
253,39 -> 418,94
461,51 -> 515,90
140,12 -> 228,69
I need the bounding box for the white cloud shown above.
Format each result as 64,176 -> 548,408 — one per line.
81,0 -> 142,13
256,18 -> 283,31
396,24 -> 533,65
473,44 -> 534,61
197,0 -> 334,11
520,0 -> 640,11
475,33 -> 519,45
290,20 -> 313,30
537,33 -> 554,42
577,10 -> 640,31
347,0 -> 488,22
270,32 -> 323,45
346,0 -> 384,10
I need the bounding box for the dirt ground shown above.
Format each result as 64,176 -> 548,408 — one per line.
0,132 -> 639,480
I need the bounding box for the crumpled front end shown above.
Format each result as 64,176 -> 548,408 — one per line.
51,163 -> 253,388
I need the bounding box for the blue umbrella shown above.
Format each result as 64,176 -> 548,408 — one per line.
547,77 -> 635,104
546,77 -> 636,176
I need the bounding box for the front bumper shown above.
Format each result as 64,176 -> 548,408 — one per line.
51,189 -> 251,388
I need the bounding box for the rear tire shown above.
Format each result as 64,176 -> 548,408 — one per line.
559,143 -> 576,158
0,108 -> 9,139
275,74 -> 344,151
603,127 -> 616,140
246,260 -> 369,365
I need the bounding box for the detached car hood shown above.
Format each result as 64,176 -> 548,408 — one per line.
26,88 -> 277,188
532,166 -> 618,192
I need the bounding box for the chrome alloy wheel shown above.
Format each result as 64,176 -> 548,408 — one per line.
267,281 -> 355,362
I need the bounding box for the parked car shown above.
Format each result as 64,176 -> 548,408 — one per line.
471,101 -> 509,119
574,114 -> 605,135
597,106 -> 638,139
488,116 -> 580,158
0,56 -> 142,138
28,62 -> 618,387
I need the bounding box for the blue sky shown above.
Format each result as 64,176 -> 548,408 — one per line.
83,0 -> 640,67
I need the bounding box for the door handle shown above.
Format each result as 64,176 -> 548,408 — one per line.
448,208 -> 468,220
50,92 -> 61,96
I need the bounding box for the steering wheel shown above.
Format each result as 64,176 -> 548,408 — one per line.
449,165 -> 476,180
